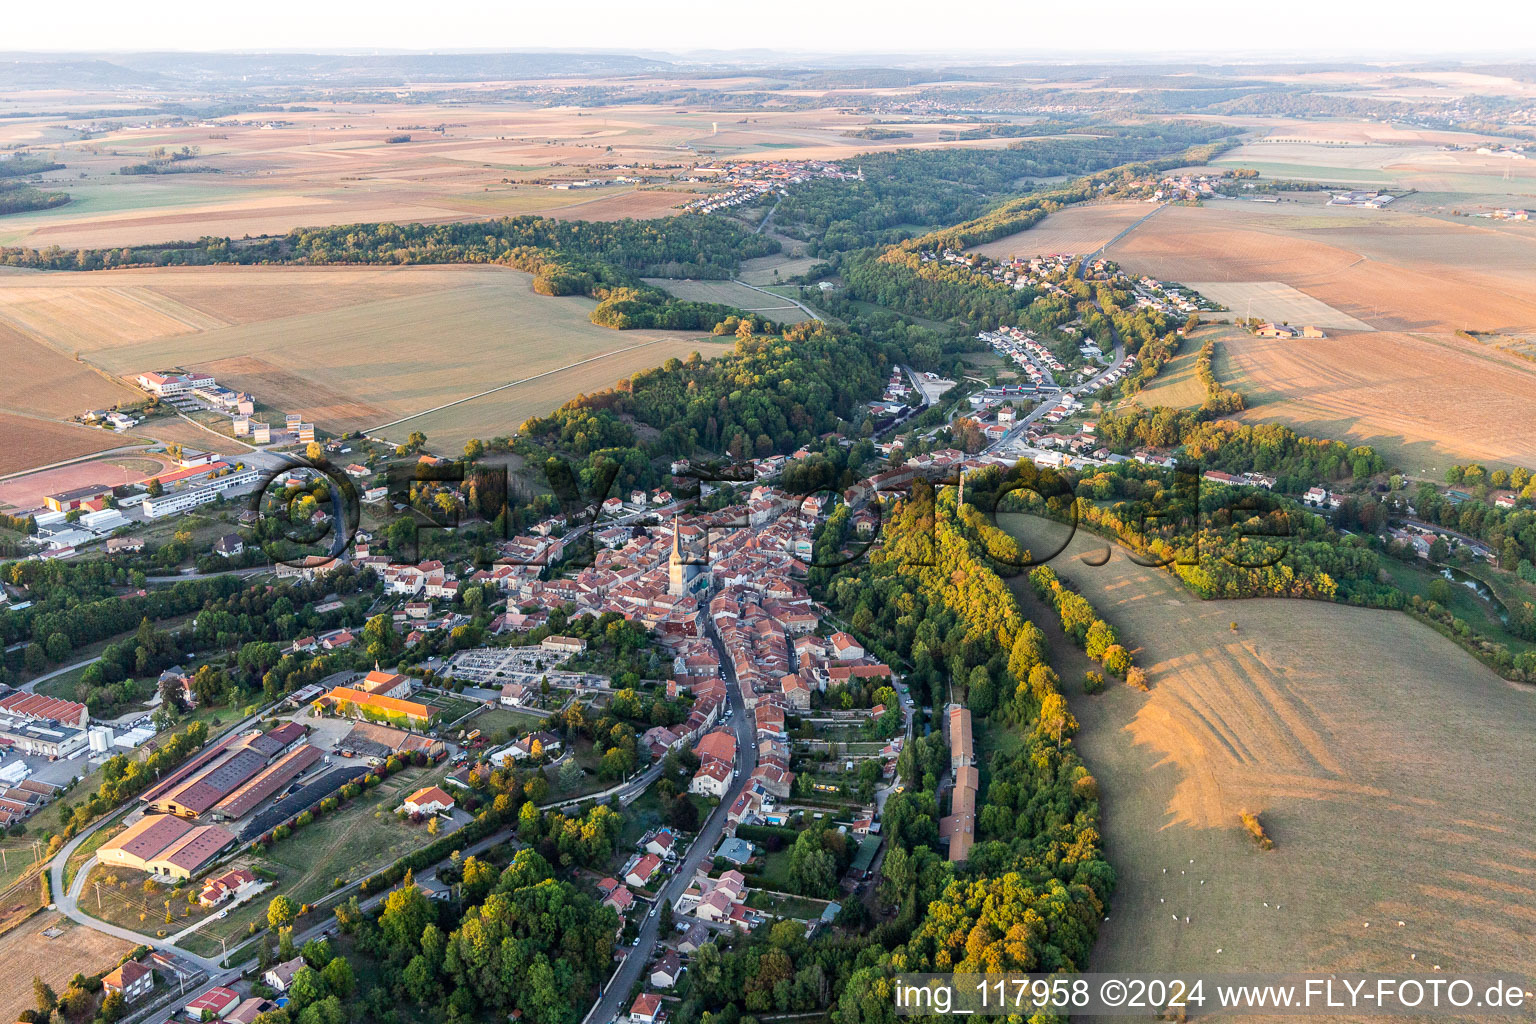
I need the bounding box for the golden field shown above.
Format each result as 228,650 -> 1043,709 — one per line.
1001,516 -> 1536,995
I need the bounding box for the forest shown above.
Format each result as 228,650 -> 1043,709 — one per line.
766,123 -> 1235,255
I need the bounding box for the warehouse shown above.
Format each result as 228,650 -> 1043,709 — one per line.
99,814 -> 237,879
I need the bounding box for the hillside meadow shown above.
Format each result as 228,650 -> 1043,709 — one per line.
999,515 -> 1536,1002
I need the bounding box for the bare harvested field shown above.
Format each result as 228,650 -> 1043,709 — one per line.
1184,280 -> 1374,331
0,100 -> 1027,248
1106,203 -> 1536,335
1001,517 -> 1536,996
398,336 -> 729,450
0,265 -> 704,441
0,913 -> 131,1023
0,448 -> 165,508
0,415 -> 135,481
969,201 -> 1153,259
1220,329 -> 1536,474
640,278 -> 812,323
0,320 -> 141,421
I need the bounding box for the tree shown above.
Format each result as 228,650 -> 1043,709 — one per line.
306,441 -> 323,461
267,894 -> 298,929
558,757 -> 584,790
32,977 -> 56,1015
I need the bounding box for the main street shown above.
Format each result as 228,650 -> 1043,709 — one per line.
584,610 -> 756,1024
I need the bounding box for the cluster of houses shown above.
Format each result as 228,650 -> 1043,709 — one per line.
682,158 -> 858,214
980,326 -> 1067,390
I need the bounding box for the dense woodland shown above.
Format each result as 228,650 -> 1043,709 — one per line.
768,123 -> 1234,255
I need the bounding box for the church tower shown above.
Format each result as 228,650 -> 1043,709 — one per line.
668,522 -> 699,596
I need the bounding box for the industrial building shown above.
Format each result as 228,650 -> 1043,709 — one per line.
141,722 -> 312,819
98,813 -> 237,879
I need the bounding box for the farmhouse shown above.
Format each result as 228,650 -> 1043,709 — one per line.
199,866 -> 260,906
102,959 -> 154,1003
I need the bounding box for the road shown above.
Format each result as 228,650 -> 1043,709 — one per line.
584,611 -> 756,1024
983,339 -> 1126,455
728,279 -> 821,323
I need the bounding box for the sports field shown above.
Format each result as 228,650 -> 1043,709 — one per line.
1001,517 -> 1536,991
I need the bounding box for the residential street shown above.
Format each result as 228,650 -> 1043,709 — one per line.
583,612 -> 756,1024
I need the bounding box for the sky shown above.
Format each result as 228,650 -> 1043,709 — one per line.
7,0 -> 1535,56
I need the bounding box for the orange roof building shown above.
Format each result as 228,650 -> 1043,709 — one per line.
315,686 -> 434,728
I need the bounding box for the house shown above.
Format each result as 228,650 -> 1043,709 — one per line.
102,959 -> 154,1003
509,730 -> 561,759
694,729 -> 736,766
499,682 -> 530,706
186,987 -> 241,1019
714,836 -> 754,866
630,992 -> 663,1024
690,760 -> 732,798
402,786 -> 456,816
677,920 -> 711,955
541,635 -> 588,656
677,920 -> 712,955
645,829 -> 678,858
604,884 -> 636,913
226,997 -> 279,1024
199,866 -> 259,907
779,673 -> 811,710
213,533 -> 244,558
263,955 -> 307,993
626,853 -> 663,888
829,632 -> 864,661
650,950 -> 684,988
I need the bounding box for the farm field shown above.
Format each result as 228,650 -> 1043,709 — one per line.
1220,328 -> 1536,474
1123,333 -> 1208,411
1211,141 -> 1536,196
0,265 -> 708,446
0,99 -> 1030,249
969,201 -> 1154,260
641,277 -> 812,323
394,335 -> 726,451
0,415 -> 136,479
1183,280 -> 1374,331
999,516 -> 1536,995
0,913 -> 132,1023
1105,202 -> 1536,334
